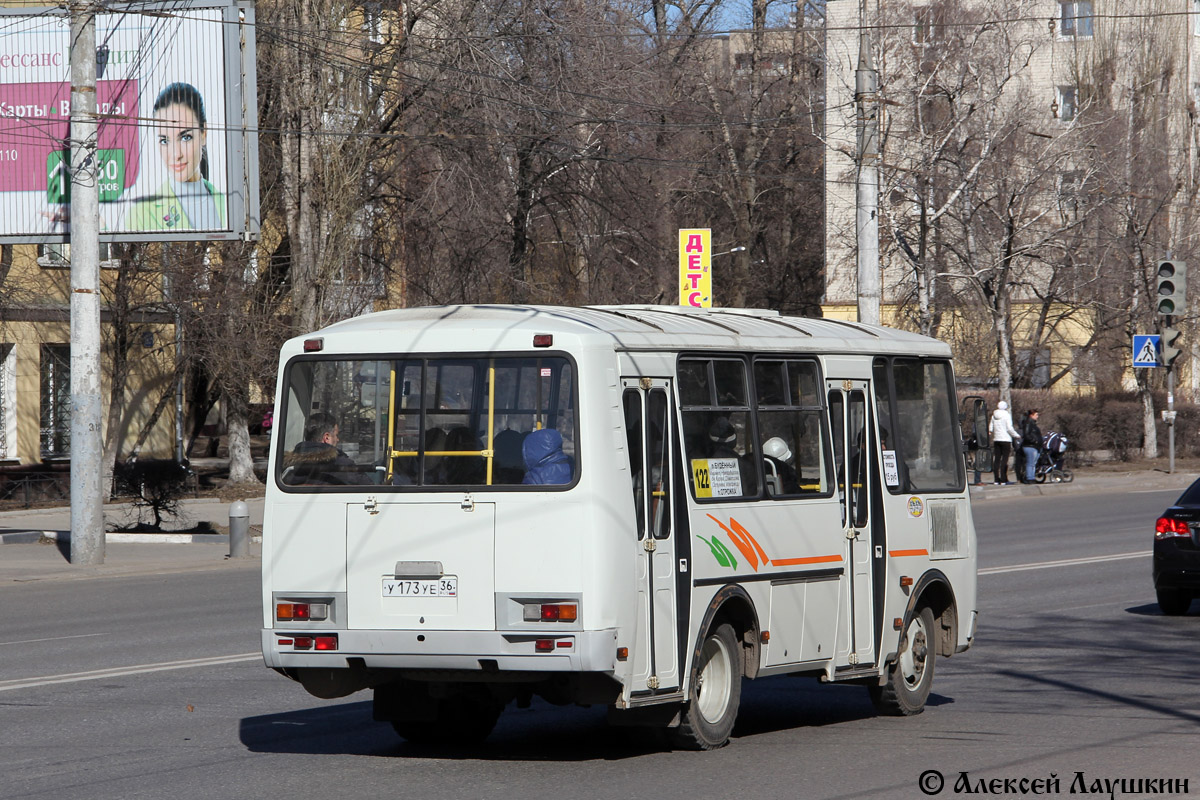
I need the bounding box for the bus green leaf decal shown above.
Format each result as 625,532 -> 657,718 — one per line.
696,535 -> 737,570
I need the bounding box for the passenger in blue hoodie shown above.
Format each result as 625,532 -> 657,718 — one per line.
521,428 -> 573,485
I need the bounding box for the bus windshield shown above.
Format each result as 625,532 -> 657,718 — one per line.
276,355 -> 577,489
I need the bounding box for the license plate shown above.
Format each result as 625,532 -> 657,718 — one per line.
382,577 -> 458,597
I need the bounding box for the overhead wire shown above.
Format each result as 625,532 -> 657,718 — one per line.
1,4 -> 1191,196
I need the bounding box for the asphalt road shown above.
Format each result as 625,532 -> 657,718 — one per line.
1,487 -> 1197,800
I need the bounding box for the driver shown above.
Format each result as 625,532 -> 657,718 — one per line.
284,411 -> 358,483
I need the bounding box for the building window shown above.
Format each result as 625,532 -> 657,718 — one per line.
37,242 -> 114,269
1057,170 -> 1084,219
0,345 -> 13,460
1072,348 -> 1098,387
40,344 -> 71,458
913,4 -> 945,45
1015,348 -> 1051,389
1059,1 -> 1094,39
1055,86 -> 1077,122
1194,0 -> 1200,36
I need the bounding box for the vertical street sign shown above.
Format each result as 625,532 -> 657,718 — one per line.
678,228 -> 711,307
1132,334 -> 1161,368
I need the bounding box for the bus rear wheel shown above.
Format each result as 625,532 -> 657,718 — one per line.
670,622 -> 742,750
869,606 -> 936,716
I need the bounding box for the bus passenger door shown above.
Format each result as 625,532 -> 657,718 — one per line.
622,379 -> 680,694
827,380 -> 877,667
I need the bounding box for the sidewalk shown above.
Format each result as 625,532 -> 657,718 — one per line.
966,466 -> 1198,500
0,495 -> 263,544
0,495 -> 264,583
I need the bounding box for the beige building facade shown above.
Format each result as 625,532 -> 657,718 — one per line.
0,245 -> 177,466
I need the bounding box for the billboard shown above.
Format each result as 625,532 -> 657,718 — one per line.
0,1 -> 258,242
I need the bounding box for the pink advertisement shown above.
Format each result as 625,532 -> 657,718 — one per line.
0,80 -> 140,193
0,9 -> 229,237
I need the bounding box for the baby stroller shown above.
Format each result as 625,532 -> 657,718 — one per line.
1033,431 -> 1072,483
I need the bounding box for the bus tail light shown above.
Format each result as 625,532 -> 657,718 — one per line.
303,338 -> 324,352
535,639 -> 554,652
523,602 -> 578,622
1156,517 -> 1190,539
533,334 -> 553,347
276,602 -> 329,621
541,603 -> 577,621
282,635 -> 337,651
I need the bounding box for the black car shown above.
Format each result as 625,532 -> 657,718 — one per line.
1153,479 -> 1200,615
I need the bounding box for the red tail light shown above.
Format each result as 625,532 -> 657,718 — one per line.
1156,517 -> 1190,539
276,602 -> 329,621
539,603 -> 577,622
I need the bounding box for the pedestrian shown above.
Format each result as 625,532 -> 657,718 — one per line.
989,401 -> 1020,485
1020,409 -> 1042,484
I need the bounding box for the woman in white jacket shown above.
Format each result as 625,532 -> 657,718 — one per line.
989,401 -> 1020,485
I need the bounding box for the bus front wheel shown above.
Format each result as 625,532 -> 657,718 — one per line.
869,606 -> 936,716
670,622 -> 742,750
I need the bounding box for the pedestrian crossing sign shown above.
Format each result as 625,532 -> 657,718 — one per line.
1133,335 -> 1161,368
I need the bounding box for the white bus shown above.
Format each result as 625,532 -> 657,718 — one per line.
261,304 -> 977,749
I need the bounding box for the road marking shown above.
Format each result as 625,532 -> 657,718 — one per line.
980,551 -> 1150,575
0,652 -> 261,693
0,633 -> 106,647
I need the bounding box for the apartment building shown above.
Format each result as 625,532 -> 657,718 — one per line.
824,0 -> 1200,393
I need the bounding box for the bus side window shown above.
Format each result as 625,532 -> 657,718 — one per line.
678,357 -> 758,500
754,358 -> 826,497
648,389 -> 671,540
623,389 -> 646,539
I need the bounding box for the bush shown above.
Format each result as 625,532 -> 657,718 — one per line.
958,389 -> 1199,463
113,458 -> 195,530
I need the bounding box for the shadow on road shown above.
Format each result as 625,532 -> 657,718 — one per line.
1125,601 -> 1199,616
238,675 -> 893,760
997,669 -> 1200,727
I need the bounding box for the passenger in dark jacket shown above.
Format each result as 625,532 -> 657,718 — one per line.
1020,409 -> 1042,483
522,428 -> 573,485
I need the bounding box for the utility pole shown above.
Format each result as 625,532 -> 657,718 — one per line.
855,22 -> 881,326
69,0 -> 104,565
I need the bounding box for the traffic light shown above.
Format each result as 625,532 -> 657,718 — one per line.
1162,326 -> 1184,368
1156,260 -> 1187,315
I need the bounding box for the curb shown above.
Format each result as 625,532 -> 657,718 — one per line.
0,530 -> 262,545
968,472 -> 1199,500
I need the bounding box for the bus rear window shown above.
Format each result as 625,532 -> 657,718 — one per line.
277,355 -> 577,489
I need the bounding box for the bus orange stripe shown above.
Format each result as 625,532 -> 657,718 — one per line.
730,518 -> 770,565
769,554 -> 844,566
888,549 -> 929,557
707,514 -> 760,571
